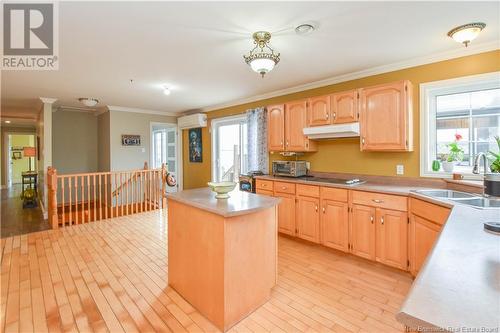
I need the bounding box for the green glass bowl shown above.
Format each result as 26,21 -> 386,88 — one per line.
207,182 -> 237,199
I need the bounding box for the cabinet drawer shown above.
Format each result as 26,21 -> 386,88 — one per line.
256,189 -> 274,197
320,187 -> 348,202
274,182 -> 296,195
351,190 -> 407,211
297,184 -> 319,198
256,179 -> 273,191
409,198 -> 450,226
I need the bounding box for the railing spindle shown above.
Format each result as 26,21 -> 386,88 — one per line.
81,176 -> 85,223
69,177 -> 72,225
61,177 -> 65,225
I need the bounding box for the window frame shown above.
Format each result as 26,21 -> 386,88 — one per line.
211,114 -> 248,182
420,71 -> 500,179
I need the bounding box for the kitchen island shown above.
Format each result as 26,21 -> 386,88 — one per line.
166,188 -> 281,332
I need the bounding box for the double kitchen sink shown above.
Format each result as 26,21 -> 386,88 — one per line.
415,189 -> 500,209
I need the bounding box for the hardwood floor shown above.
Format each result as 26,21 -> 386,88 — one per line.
1,185 -> 49,238
1,210 -> 413,333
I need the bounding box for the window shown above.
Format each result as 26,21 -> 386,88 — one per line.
151,124 -> 177,192
211,115 -> 248,182
421,72 -> 500,178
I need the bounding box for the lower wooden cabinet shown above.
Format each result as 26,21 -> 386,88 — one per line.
320,199 -> 349,252
296,196 -> 320,243
375,209 -> 408,270
409,198 -> 450,276
256,189 -> 273,196
350,204 -> 376,260
275,193 -> 296,236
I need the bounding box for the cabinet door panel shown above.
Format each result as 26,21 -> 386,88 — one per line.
321,200 -> 348,252
285,100 -> 313,152
267,104 -> 285,151
331,90 -> 358,124
360,81 -> 411,151
350,204 -> 376,260
297,196 -> 320,243
307,95 -> 330,126
411,215 -> 442,275
376,209 -> 408,270
276,193 -> 296,236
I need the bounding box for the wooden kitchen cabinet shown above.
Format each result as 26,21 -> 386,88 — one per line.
296,196 -> 320,243
307,95 -> 330,126
375,209 -> 408,270
409,198 -> 450,276
285,100 -> 316,152
321,199 -> 349,252
350,204 -> 376,260
267,104 -> 285,151
359,80 -> 413,151
275,193 -> 296,236
331,90 -> 358,124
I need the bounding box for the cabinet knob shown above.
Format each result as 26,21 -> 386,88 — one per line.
322,207 -> 325,213
315,205 -> 318,212
326,112 -> 329,119
286,141 -> 289,146
381,217 -> 384,225
333,112 -> 336,119
370,216 -> 374,223
362,137 -> 366,145
282,186 -> 286,190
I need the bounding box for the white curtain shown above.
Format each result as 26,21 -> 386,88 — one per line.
246,107 -> 269,174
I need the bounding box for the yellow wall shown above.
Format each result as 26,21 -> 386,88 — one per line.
183,50 -> 500,189
10,134 -> 35,183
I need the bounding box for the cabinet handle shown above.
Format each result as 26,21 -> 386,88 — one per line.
362,137 -> 365,145
281,186 -> 286,190
286,141 -> 289,146
280,141 -> 283,146
262,184 -> 267,187
322,207 -> 325,213
333,112 -> 336,119
370,216 -> 374,223
315,205 -> 318,212
372,199 -> 384,204
381,217 -> 384,225
326,113 -> 329,119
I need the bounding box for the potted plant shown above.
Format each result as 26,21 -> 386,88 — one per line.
442,134 -> 464,173
487,135 -> 500,173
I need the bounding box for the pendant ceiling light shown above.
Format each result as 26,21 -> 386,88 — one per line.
447,22 -> 486,47
244,31 -> 280,78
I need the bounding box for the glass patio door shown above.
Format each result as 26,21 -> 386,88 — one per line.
152,125 -> 178,192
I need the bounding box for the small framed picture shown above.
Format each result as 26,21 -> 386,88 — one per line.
121,134 -> 141,146
189,128 -> 202,163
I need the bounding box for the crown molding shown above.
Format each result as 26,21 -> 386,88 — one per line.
107,105 -> 179,117
200,41 -> 499,113
39,97 -> 57,104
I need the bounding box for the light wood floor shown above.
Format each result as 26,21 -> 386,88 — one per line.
1,210 -> 413,333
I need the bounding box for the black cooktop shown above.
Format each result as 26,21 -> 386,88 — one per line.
299,176 -> 366,186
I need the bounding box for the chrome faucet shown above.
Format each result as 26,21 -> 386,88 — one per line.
472,153 -> 490,175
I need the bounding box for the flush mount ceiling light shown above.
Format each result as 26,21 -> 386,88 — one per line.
295,23 -> 316,35
447,22 -> 486,47
78,98 -> 99,107
163,86 -> 171,96
244,31 -> 280,78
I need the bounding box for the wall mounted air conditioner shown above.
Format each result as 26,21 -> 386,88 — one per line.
177,113 -> 207,129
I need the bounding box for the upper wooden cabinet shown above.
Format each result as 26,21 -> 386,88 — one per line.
359,80 -> 413,151
331,90 -> 358,124
267,104 -> 285,151
307,95 -> 330,126
267,100 -> 317,152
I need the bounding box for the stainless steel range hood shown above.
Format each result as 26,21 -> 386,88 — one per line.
303,122 -> 360,139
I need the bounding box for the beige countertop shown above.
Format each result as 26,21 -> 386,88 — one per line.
166,187 -> 281,217
257,175 -> 500,330
255,175 -> 438,195
398,194 -> 500,331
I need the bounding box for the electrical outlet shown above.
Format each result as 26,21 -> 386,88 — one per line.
396,164 -> 404,175
141,148 -> 146,153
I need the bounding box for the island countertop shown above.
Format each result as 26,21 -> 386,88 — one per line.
166,187 -> 281,217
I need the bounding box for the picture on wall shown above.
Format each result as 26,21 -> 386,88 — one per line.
189,128 -> 202,163
121,134 -> 141,146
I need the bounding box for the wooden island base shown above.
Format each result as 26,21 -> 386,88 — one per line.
167,196 -> 278,332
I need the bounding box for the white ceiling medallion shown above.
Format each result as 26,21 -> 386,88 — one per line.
243,31 -> 280,78
447,22 -> 486,47
78,97 -> 99,107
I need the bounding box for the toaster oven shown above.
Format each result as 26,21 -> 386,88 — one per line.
272,161 -> 307,177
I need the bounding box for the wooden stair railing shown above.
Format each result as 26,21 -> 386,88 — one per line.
47,163 -> 168,229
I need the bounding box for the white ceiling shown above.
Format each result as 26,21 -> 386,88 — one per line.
1,1 -> 499,117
